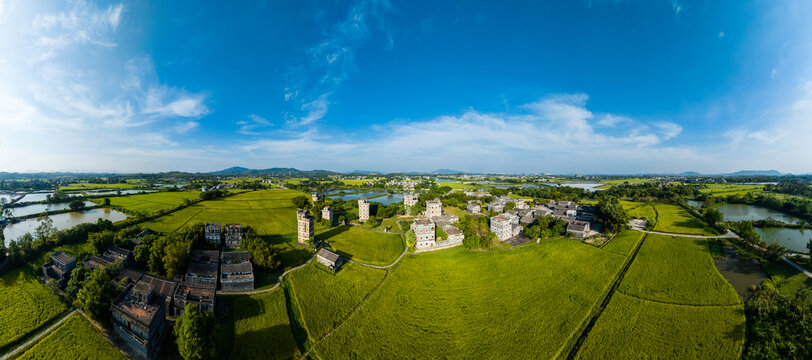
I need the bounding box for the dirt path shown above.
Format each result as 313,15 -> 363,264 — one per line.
783,257 -> 812,278
348,248 -> 408,270
0,310 -> 77,360
630,227 -> 740,239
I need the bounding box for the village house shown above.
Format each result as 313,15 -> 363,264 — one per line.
297,209 -> 315,244
488,202 -> 505,213
519,216 -> 536,227
403,193 -> 419,207
316,247 -> 344,272
174,284 -> 216,315
410,218 -> 436,250
358,198 -> 370,222
466,202 -> 481,215
220,251 -> 254,291
114,267 -> 145,287
111,281 -> 167,359
83,255 -> 113,271
567,221 -> 591,239
442,225 -> 465,245
321,206 -> 333,224
204,223 -> 221,246
138,275 -> 178,317
312,192 -> 322,202
224,224 -> 243,249
42,250 -> 76,287
425,199 -> 443,218
191,249 -> 219,264
104,246 -> 133,265
490,213 -> 522,241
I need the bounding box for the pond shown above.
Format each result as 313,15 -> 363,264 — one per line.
715,249 -> 769,302
3,208 -> 128,246
754,227 -> 812,253
328,191 -> 389,202
368,193 -> 405,205
716,204 -> 801,224
687,200 -> 703,208
5,201 -> 96,218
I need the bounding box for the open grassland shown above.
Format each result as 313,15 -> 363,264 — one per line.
0,269 -> 70,352
16,314 -> 124,360
575,292 -> 745,359
699,184 -> 764,197
602,230 -> 645,257
653,203 -> 716,235
598,178 -> 656,188
625,202 -> 657,220
313,240 -> 626,359
90,191 -> 201,214
618,234 -> 740,306
316,226 -> 404,266
286,262 -> 386,343
224,290 -> 301,360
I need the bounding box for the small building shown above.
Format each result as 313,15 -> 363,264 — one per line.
297,209 -> 315,245
466,203 -> 481,215
403,193 -> 419,207
83,255 -> 113,271
224,224 -> 243,249
114,267 -> 144,287
488,202 -> 505,213
111,282 -> 167,359
321,206 -> 334,224
358,199 -> 370,222
312,192 -> 323,202
190,249 -> 220,264
184,263 -> 218,288
316,248 -> 344,272
567,221 -> 591,239
174,284 -> 216,315
519,216 -> 536,227
443,226 -> 465,245
139,275 -> 178,316
490,213 -> 521,241
220,251 -> 254,291
410,218 -> 436,250
104,246 -> 133,265
425,199 -> 443,218
42,251 -> 76,287
204,223 -> 221,246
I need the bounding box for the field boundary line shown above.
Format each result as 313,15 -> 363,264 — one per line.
301,269 -> 392,359
564,234 -> 647,360
631,228 -> 739,239
614,290 -> 743,308
348,247 -> 408,269
168,207 -> 204,234
0,310 -> 77,360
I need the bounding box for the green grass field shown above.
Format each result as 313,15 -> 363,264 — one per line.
618,234 -> 740,306
443,206 -> 469,219
653,204 -> 716,235
313,240 -> 626,359
224,290 -> 301,360
286,262 -> 386,344
16,314 -> 124,360
90,191 -> 201,214
316,226 -> 404,266
626,203 -> 657,220
699,184 -> 764,197
602,230 -> 645,257
60,181 -> 148,190
576,292 -> 745,359
0,269 -> 70,352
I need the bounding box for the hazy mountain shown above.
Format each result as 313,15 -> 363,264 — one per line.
208,167 -> 337,177
432,169 -> 467,175
724,170 -> 785,176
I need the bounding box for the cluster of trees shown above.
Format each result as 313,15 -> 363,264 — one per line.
764,178 -> 812,198
199,189 -> 228,200
602,183 -> 700,203
595,197 -> 628,234
241,226 -> 281,270
523,217 -> 568,239
743,281 -> 811,359
4,217 -> 115,267
458,215 -> 494,249
174,304 -> 225,360
133,223 -> 206,278
74,264 -> 122,322
510,185 -> 590,203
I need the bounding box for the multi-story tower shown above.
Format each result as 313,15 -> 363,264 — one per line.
404,193 -> 419,207
426,198 -> 443,218
321,206 -> 333,223
358,199 -> 370,222
297,210 -> 314,244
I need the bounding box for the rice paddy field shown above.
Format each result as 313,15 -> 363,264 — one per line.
59,181 -> 148,190
601,230 -> 645,257
312,240 -> 626,359
223,290 -> 301,360
16,314 -> 124,360
653,203 -> 717,235
315,226 -> 404,266
286,262 -> 387,344
578,233 -> 745,359
89,191 -> 201,214
699,184 -> 765,197
0,269 -> 70,352
625,202 -> 657,220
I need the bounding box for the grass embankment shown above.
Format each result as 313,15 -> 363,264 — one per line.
286,262 -> 387,344
16,315 -> 124,360
0,269 -> 70,352
577,234 -> 745,359
90,191 -> 201,214
223,290 -> 301,360
313,240 -> 626,359
316,226 -> 404,266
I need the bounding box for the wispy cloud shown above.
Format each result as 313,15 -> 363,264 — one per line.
283,0 -> 391,127
237,114 -> 273,135
671,0 -> 683,15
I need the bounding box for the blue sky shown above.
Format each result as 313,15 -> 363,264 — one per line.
1,0 -> 811,174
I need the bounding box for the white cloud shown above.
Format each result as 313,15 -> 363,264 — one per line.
718,31 -> 725,38
238,114 -> 273,135
596,114 -> 632,127
144,88 -> 208,118
671,0 -> 682,15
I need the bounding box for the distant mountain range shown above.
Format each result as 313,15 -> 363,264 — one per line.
207,167 -> 338,177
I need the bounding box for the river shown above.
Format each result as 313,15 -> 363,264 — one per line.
3,208 -> 128,246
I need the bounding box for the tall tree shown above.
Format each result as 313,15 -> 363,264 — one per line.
75,269 -> 118,322
174,304 -> 218,360
596,197 -> 628,234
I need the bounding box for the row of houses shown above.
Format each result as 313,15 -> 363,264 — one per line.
203,223 -> 243,248
488,200 -> 595,241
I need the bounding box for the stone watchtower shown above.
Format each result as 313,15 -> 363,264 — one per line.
358,199 -> 370,222
297,210 -> 314,244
